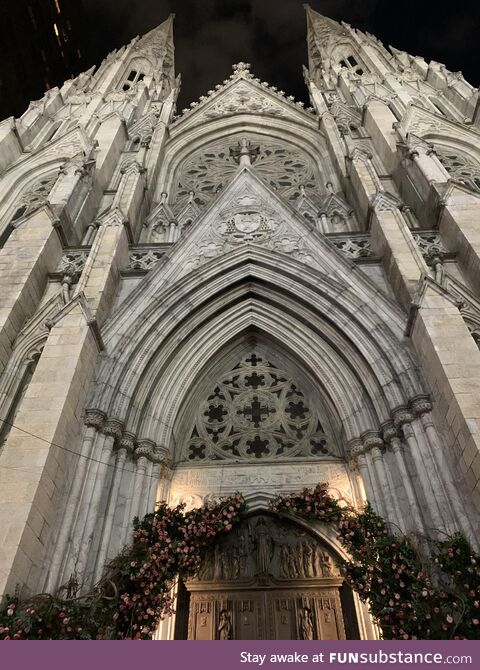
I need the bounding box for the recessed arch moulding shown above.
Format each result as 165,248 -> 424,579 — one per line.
75,241 -> 471,558
151,113 -> 342,218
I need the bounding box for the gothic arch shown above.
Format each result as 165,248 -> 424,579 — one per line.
0,158 -> 62,235
157,117 -> 339,204
94,246 -> 424,452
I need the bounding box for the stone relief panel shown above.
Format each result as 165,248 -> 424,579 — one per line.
193,515 -> 342,583
168,462 -> 357,511
185,515 -> 347,640
178,186 -> 320,276
184,352 -> 336,462
172,134 -> 318,212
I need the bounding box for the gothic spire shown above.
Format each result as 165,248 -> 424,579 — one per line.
304,4 -> 348,74
132,13 -> 176,86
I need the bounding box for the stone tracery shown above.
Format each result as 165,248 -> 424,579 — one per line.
172,134 -> 319,212
185,352 -> 334,462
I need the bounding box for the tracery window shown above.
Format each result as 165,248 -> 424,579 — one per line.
338,54 -> 364,76
437,151 -> 480,193
185,353 -> 336,462
0,350 -> 41,451
122,70 -> 146,91
172,134 -> 319,212
10,174 -> 58,223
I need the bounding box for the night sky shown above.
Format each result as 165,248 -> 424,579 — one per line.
82,0 -> 480,109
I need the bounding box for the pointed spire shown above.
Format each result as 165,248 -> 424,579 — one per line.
304,4 -> 348,74
132,14 -> 176,87
134,13 -> 175,55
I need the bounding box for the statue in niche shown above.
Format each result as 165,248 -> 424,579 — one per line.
253,517 -> 273,574
300,607 -> 315,640
218,609 -> 232,640
237,531 -> 249,576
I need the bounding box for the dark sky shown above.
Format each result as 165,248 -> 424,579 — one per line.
82,0 -> 480,109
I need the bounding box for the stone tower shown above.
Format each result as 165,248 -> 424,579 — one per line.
0,7 -> 479,639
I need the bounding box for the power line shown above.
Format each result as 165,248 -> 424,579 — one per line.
0,417 -> 165,482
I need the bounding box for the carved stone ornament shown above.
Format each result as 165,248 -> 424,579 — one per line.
413,232 -> 448,260
193,515 -> 341,584
84,409 -> 106,430
173,133 -> 318,211
185,352 -> 334,462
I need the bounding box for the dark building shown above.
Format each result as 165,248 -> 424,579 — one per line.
0,0 -> 87,120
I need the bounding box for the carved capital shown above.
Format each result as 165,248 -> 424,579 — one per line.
134,439 -> 156,461
362,432 -> 384,452
392,407 -> 414,428
410,396 -> 432,417
382,423 -> 398,444
346,439 -> 365,463
84,409 -> 106,430
104,418 -> 124,439
118,431 -> 136,454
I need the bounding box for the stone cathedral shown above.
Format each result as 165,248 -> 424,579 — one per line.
0,5 -> 479,640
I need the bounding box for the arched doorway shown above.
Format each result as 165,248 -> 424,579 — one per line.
177,513 -> 358,640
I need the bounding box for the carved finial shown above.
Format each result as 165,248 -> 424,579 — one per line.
232,62 -> 251,75
188,191 -> 195,205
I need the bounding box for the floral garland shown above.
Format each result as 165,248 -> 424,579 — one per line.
271,484 -> 480,640
0,494 -> 246,640
1,483 -> 479,640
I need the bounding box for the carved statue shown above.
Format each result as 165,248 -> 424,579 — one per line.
218,609 -> 232,640
300,607 -> 315,640
254,517 -> 273,574
316,548 -> 332,577
280,544 -> 290,578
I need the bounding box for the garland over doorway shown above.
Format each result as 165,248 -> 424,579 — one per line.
0,485 -> 479,640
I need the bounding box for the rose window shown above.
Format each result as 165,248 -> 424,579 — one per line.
173,134 -> 318,212
185,353 -> 333,461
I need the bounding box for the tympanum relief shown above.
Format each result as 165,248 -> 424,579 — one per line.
186,515 -> 346,640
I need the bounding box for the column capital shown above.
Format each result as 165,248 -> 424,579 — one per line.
84,409 -> 106,430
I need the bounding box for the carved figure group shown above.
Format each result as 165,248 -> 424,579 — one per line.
279,542 -> 334,579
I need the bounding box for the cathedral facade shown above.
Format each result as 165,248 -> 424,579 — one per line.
0,6 -> 479,640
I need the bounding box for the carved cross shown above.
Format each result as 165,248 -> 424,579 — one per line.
238,396 -> 275,427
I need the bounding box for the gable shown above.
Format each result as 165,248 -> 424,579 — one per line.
106,166 -> 406,337
170,73 -> 317,135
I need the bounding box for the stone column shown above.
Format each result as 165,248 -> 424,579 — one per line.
66,418 -> 123,585
394,409 -> 445,532
93,431 -> 134,582
44,409 -> 105,592
412,399 -> 477,542
365,435 -> 402,528
386,430 -> 425,534
130,443 -> 151,521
